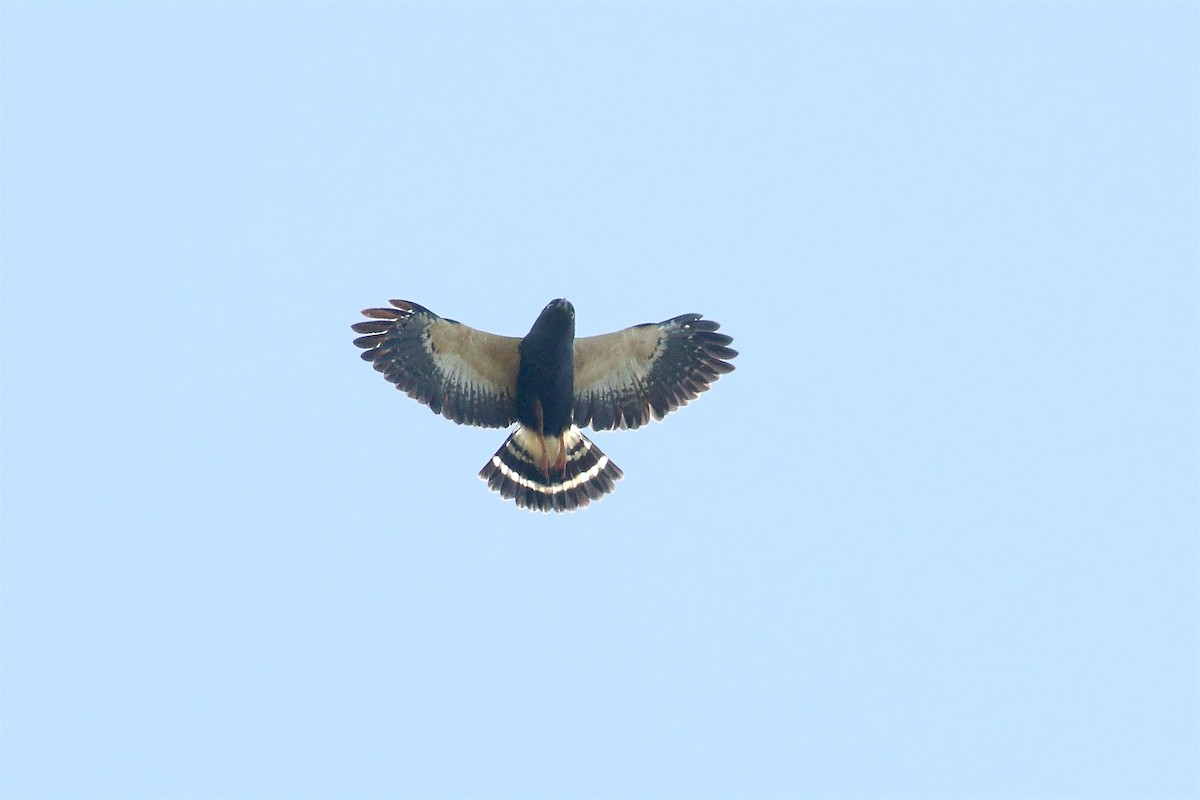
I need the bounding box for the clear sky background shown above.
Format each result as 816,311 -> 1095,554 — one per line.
2,3 -> 1197,799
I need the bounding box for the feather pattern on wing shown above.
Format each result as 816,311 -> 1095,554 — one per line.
572,314 -> 737,431
352,299 -> 520,428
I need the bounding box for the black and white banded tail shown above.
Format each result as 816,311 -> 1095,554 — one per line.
479,425 -> 623,513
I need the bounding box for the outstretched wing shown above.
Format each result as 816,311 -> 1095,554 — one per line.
352,299 -> 520,428
572,314 -> 737,431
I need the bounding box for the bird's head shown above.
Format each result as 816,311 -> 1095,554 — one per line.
544,298 -> 574,318
529,298 -> 575,340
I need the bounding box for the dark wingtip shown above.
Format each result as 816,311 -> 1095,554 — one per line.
361,307 -> 402,320
353,334 -> 385,349
705,344 -> 738,360
389,299 -> 432,314
697,331 -> 733,347
687,318 -> 722,333
351,320 -> 392,334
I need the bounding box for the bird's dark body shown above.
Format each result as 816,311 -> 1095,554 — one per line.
516,298 -> 576,436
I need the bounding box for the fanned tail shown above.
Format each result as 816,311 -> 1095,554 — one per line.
479,425 -> 623,513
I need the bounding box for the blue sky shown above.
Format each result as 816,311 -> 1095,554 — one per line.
2,3 -> 1197,798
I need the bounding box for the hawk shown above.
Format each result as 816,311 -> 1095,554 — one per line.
352,298 -> 737,513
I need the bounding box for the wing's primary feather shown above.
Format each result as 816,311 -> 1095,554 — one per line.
352,299 -> 520,428
572,314 -> 737,431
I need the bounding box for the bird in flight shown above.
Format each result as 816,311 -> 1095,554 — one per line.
352,298 -> 736,513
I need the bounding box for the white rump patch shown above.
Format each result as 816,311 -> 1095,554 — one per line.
510,425 -> 588,467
